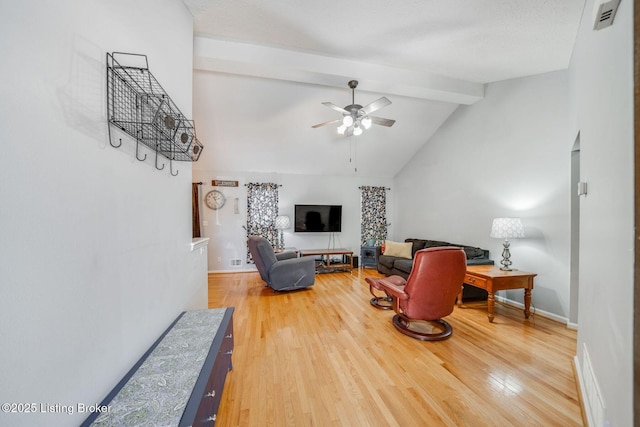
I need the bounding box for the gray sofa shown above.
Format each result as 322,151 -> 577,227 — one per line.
377,238 -> 494,301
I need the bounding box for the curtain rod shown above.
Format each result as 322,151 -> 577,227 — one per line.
193,182 -> 203,185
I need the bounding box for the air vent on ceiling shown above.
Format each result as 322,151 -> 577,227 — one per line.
593,0 -> 620,30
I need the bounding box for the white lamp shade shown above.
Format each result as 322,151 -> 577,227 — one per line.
342,115 -> 354,127
490,217 -> 525,239
275,215 -> 291,230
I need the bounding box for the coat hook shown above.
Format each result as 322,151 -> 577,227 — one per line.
155,145 -> 165,170
135,139 -> 147,161
107,124 -> 122,148
105,57 -> 122,149
170,158 -> 178,176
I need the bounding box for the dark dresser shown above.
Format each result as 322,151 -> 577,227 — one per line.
81,307 -> 234,426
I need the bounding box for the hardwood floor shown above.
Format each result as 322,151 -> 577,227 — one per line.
208,269 -> 583,426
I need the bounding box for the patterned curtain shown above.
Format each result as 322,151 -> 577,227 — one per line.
246,182 -> 279,262
360,186 -> 388,246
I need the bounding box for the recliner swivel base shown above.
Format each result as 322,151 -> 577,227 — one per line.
392,314 -> 453,341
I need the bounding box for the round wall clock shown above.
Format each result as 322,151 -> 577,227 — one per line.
205,190 -> 226,210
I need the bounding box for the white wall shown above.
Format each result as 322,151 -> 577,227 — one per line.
192,170 -> 394,271
0,1 -> 205,426
394,70 -> 572,321
570,0 -> 634,425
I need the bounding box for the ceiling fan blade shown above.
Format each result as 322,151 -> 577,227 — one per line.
311,118 -> 341,128
371,116 -> 396,127
361,97 -> 391,115
322,102 -> 349,114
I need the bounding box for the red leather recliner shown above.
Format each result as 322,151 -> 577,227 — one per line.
365,247 -> 466,341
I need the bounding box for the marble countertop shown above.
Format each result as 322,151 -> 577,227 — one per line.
91,308 -> 228,426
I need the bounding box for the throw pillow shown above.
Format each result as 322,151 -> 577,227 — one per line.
383,240 -> 412,259
463,246 -> 486,259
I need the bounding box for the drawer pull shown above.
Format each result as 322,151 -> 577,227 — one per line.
205,390 -> 216,398
225,333 -> 233,339
206,414 -> 217,421
467,277 -> 475,283
225,350 -> 233,355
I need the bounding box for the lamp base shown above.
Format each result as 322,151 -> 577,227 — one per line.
278,230 -> 284,250
499,239 -> 513,271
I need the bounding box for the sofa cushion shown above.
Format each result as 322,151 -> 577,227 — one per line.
462,246 -> 487,259
378,254 -> 397,269
393,258 -> 414,274
467,257 -> 494,265
404,238 -> 426,256
383,240 -> 413,259
423,240 -> 452,248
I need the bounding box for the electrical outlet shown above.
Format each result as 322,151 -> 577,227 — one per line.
217,257 -> 221,263
203,220 -> 209,226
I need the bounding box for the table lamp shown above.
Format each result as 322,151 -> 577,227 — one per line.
490,217 -> 525,271
275,215 -> 291,250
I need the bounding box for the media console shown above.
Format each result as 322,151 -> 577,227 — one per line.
299,248 -> 353,273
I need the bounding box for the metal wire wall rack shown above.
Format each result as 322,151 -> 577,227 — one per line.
106,52 -> 203,176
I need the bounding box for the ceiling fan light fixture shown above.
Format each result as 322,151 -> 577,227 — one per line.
312,80 -> 394,137
361,116 -> 372,129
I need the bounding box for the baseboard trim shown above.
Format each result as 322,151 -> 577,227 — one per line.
209,268 -> 257,274
573,355 -> 590,427
494,295 -> 572,326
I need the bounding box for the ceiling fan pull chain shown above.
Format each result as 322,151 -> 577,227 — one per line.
350,136 -> 358,173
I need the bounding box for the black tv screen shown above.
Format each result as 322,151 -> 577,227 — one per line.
294,205 -> 342,232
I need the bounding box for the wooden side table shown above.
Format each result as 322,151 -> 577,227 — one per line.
458,265 -> 537,322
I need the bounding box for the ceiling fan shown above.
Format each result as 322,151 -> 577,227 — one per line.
312,80 -> 395,136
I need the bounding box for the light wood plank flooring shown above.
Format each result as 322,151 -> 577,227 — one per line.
208,269 -> 583,427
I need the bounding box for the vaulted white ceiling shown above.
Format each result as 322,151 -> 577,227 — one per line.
184,0 -> 585,177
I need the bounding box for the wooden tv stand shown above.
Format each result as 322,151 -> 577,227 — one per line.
299,248 -> 353,273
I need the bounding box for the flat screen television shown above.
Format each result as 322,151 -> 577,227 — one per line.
294,204 -> 342,232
